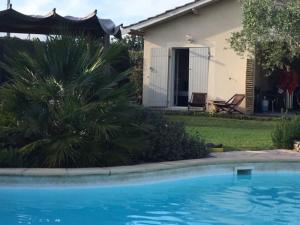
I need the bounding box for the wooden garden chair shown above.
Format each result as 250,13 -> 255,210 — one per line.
188,93 -> 207,111
213,94 -> 245,114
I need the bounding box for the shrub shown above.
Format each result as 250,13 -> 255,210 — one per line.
0,35 -> 209,168
0,149 -> 23,168
140,112 -> 209,162
272,116 -> 300,149
0,35 -> 142,168
0,37 -> 35,84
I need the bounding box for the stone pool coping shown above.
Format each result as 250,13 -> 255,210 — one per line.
1,150 -> 300,177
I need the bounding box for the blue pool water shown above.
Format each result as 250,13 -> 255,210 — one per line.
1,173 -> 300,225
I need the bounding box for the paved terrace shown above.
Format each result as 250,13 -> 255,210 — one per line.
0,150 -> 300,177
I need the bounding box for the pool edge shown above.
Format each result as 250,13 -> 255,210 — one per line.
0,150 -> 300,177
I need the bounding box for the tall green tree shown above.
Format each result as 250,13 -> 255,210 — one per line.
123,35 -> 144,101
229,0 -> 300,70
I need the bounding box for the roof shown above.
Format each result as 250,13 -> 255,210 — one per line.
0,5 -> 122,39
123,0 -> 220,34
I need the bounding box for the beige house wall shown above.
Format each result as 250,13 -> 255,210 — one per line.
142,0 -> 248,109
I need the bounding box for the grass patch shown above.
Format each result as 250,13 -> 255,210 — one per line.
167,115 -> 277,151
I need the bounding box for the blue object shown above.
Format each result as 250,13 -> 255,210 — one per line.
262,97 -> 269,112
1,173 -> 300,225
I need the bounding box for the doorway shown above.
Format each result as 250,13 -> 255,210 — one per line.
174,48 -> 189,106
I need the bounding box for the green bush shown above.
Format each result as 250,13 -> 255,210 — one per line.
0,37 -> 35,83
0,149 -> 23,168
0,35 -> 142,168
272,116 -> 300,149
0,35 -> 209,168
140,112 -> 209,162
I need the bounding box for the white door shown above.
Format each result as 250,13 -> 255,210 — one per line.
189,48 -> 210,99
145,48 -> 169,107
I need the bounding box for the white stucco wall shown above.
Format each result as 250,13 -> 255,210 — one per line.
142,0 -> 247,109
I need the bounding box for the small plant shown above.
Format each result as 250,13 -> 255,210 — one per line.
272,116 -> 300,149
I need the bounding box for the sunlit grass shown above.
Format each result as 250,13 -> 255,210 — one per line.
168,115 -> 277,151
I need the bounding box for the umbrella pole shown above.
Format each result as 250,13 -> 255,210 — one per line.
7,0 -> 10,37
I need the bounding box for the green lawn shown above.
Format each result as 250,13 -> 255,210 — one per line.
167,115 -> 278,151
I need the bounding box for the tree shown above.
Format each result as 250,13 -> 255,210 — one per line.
111,35 -> 144,101
229,0 -> 300,70
122,35 -> 144,52
120,35 -> 144,103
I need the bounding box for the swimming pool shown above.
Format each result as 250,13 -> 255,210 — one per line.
1,172 -> 300,225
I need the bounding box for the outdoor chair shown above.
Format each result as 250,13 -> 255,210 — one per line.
213,94 -> 245,114
188,93 -> 207,111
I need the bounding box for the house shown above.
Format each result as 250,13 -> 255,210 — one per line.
124,0 -> 255,114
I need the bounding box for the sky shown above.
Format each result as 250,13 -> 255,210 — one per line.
3,0 -> 193,26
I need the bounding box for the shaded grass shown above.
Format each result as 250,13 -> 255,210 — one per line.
167,115 -> 277,151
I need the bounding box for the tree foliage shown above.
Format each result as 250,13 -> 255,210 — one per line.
229,0 -> 300,70
0,35 -> 142,168
0,37 -> 35,83
122,35 -> 144,100
122,35 -> 144,52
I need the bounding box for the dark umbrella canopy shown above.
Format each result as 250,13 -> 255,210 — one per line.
0,5 -> 122,39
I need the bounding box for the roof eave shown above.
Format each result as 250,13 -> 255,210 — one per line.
123,0 -> 219,35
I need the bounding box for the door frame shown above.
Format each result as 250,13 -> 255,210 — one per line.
168,47 -> 210,107
168,47 -> 190,107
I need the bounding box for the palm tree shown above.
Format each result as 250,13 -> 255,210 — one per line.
0,35 -> 143,168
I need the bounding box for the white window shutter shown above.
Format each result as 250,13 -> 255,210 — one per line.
189,48 -> 210,99
145,48 -> 169,107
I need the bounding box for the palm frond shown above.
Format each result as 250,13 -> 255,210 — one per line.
0,34 -> 144,168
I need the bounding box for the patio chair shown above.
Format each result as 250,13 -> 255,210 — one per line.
213,94 -> 245,114
188,93 -> 207,111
